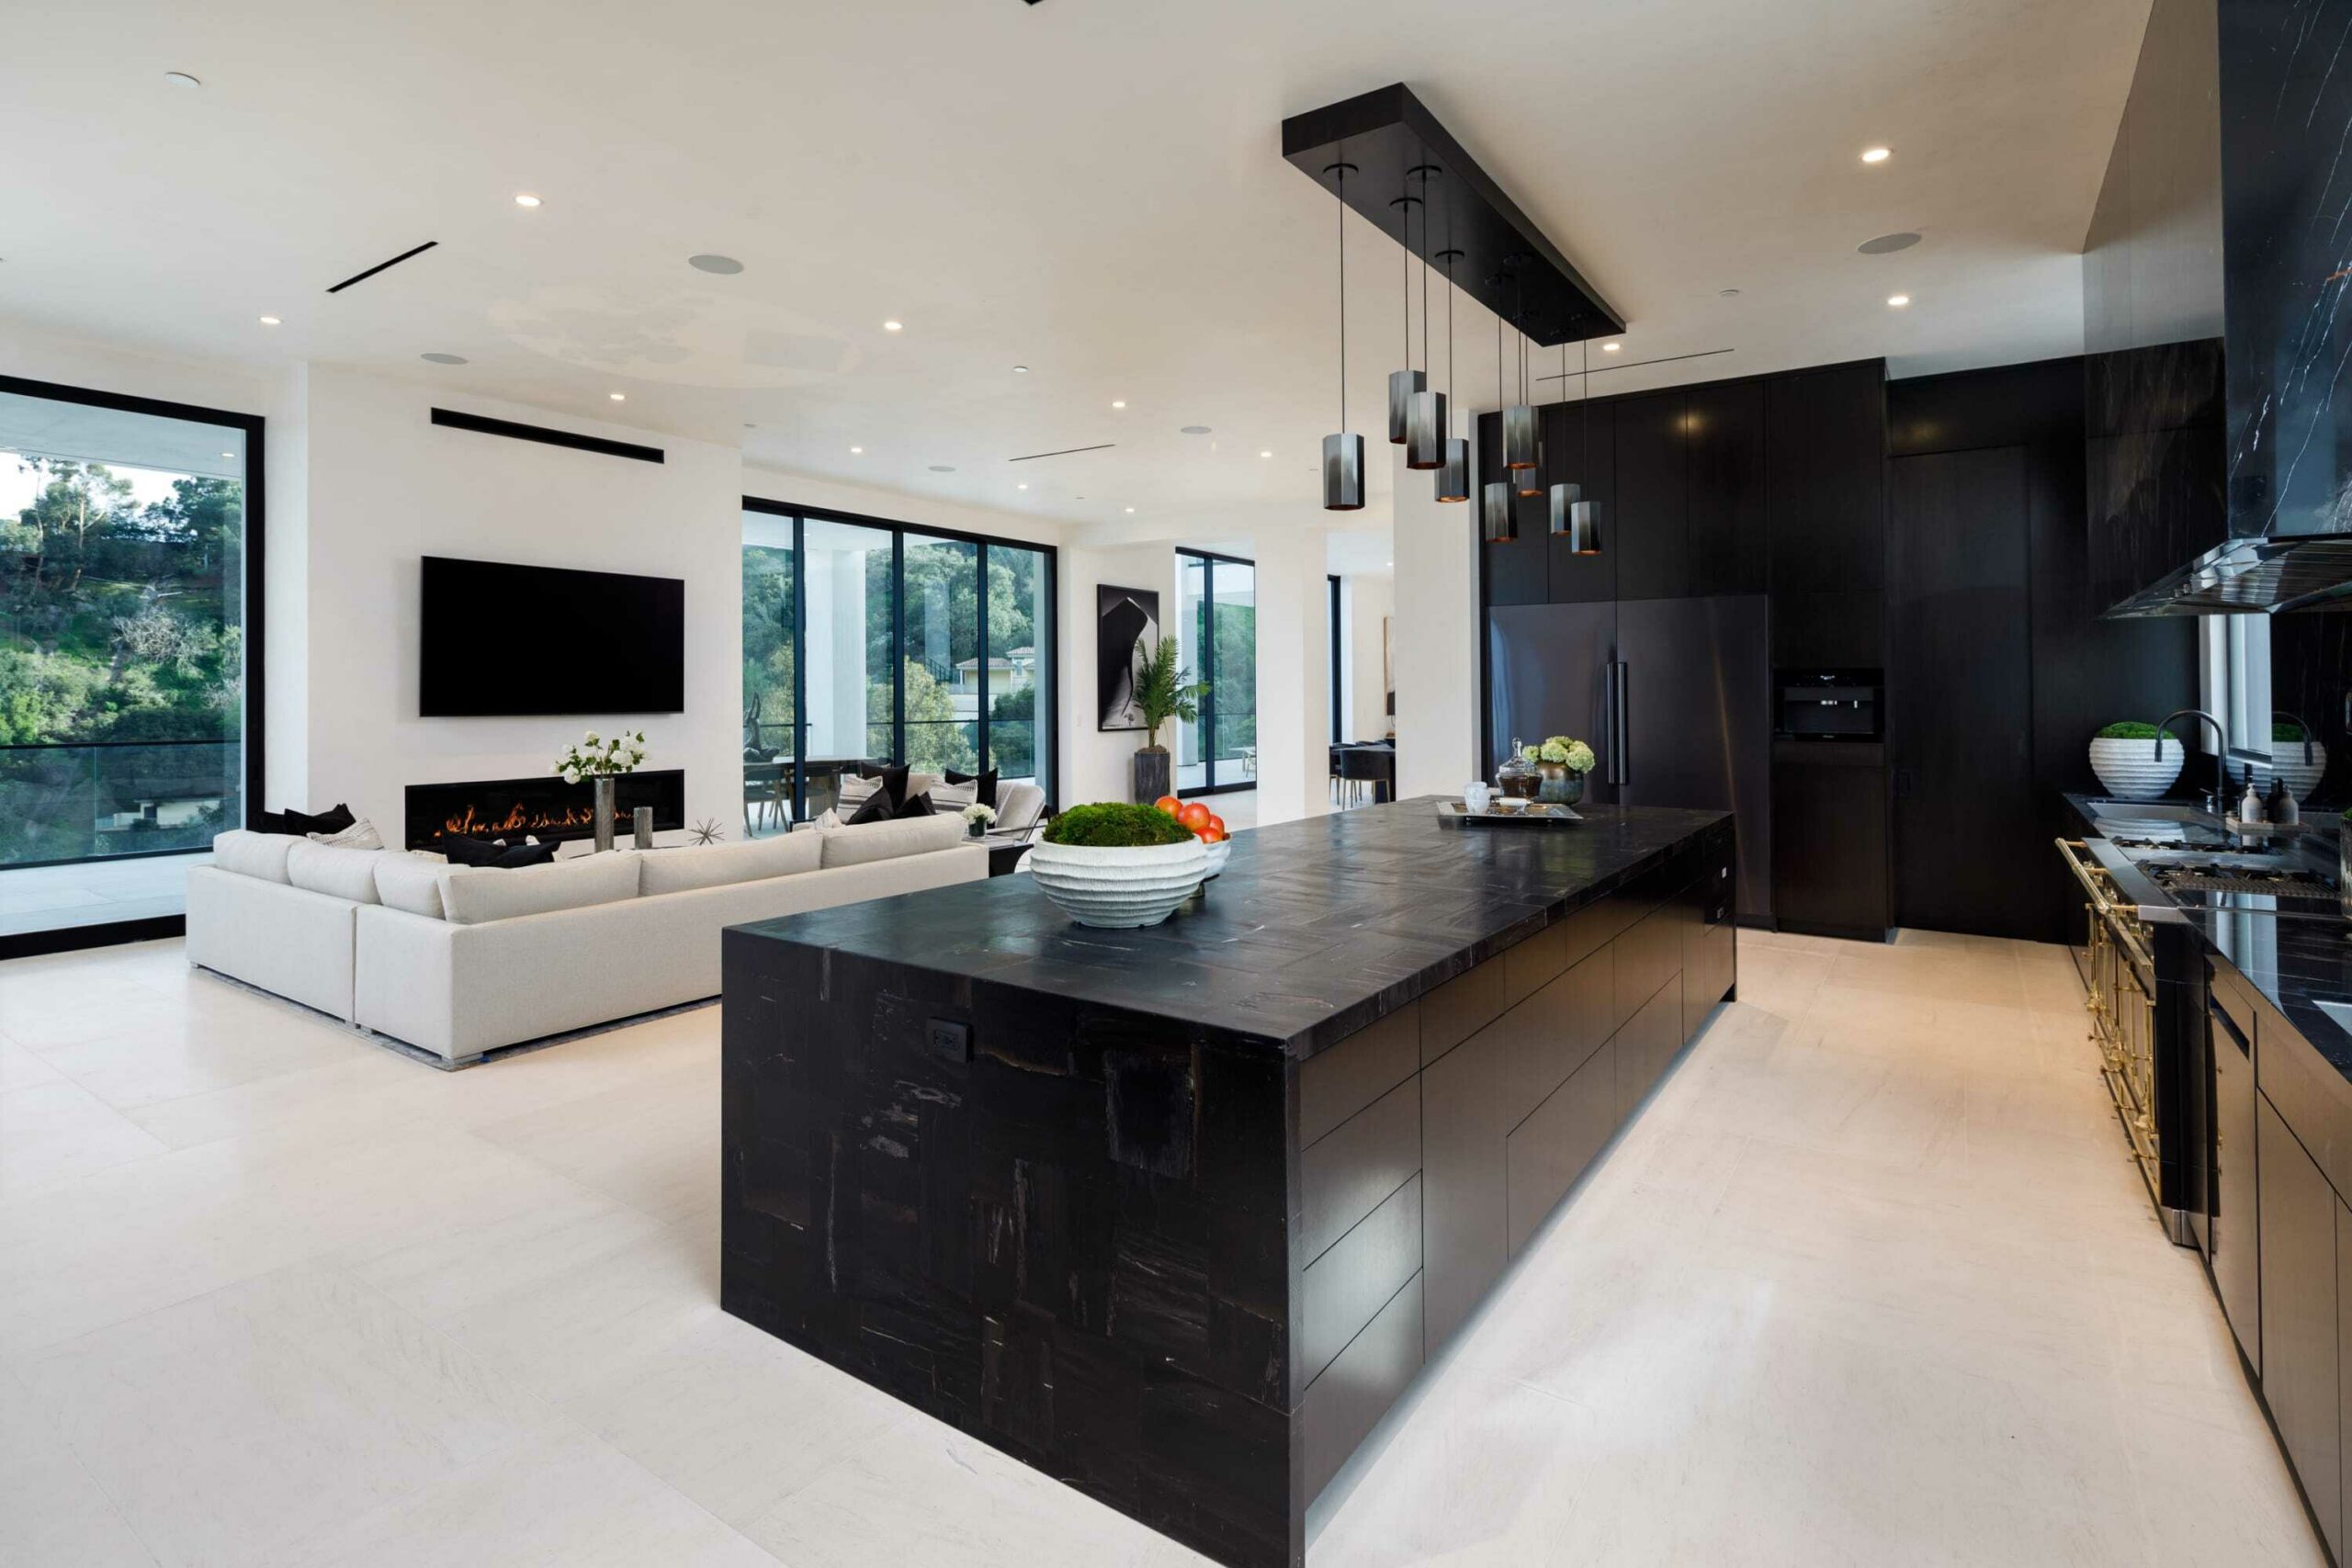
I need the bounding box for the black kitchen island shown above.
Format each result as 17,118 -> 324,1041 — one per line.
719,798 -> 1736,1568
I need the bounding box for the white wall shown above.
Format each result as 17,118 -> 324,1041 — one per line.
1057,542 -> 1179,805
1390,444 -> 1480,796
1340,574 -> 1394,742
1250,518 -> 1330,826
286,367 -> 745,840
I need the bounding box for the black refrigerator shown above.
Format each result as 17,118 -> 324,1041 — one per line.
1487,596 -> 1772,923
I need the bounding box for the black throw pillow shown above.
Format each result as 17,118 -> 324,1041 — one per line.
944,768 -> 999,807
256,803 -> 357,837
894,790 -> 936,819
441,833 -> 559,868
845,763 -> 910,825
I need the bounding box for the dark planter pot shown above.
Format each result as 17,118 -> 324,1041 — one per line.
1132,748 -> 1172,803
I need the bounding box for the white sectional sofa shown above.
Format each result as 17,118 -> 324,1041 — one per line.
186,816 -> 984,1066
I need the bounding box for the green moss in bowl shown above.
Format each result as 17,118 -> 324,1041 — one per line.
2096,721 -> 2165,740
1043,802 -> 1197,848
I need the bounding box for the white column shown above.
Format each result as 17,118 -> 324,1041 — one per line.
1249,516 -> 1331,825
1390,442 -> 1479,797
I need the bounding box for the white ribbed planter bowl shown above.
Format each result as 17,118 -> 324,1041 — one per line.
2088,737 -> 2183,802
1200,838 -> 1232,880
2257,742 -> 2329,803
1027,837 -> 1208,929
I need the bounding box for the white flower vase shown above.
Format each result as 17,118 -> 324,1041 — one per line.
2087,737 -> 2183,802
1027,838 -> 1208,928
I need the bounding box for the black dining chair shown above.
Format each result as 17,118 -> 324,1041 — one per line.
1337,746 -> 1391,809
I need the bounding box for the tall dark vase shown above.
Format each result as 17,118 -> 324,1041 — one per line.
1131,748 -> 1172,803
593,776 -> 616,852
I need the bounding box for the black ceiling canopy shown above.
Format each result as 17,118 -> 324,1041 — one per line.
1282,84 -> 1623,348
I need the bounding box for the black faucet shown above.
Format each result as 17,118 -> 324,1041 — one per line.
2275,709 -> 2318,768
2156,708 -> 2228,815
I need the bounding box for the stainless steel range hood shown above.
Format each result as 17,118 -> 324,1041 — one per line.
2105,536 -> 2352,617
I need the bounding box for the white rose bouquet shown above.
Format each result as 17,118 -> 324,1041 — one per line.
555,728 -> 648,784
961,802 -> 999,838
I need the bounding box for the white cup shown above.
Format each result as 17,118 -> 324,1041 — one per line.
1464,782 -> 1492,813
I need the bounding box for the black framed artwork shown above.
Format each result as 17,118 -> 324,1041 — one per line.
1096,584 -> 1160,731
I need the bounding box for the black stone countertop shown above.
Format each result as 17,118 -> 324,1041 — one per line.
2064,793 -> 2352,1082
735,796 -> 1730,1059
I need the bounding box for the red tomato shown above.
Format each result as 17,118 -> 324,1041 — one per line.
1177,801 -> 1212,832
1154,795 -> 1183,816
1205,814 -> 1227,837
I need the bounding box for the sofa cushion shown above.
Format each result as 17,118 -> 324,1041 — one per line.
820,810 -> 967,869
211,829 -> 296,884
373,852 -> 451,919
840,767 -> 943,814
443,833 -> 560,868
285,840 -> 385,905
307,817 -> 385,850
995,782 -> 1046,835
256,803 -> 356,837
639,831 -> 822,896
941,768 -> 998,807
439,852 -> 641,926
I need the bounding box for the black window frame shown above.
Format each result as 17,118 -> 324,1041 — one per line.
1175,547 -> 1257,798
1329,573 -> 1344,745
741,498 -> 1058,821
0,372 -> 266,958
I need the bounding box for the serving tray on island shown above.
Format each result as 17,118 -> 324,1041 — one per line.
1438,799 -> 1586,827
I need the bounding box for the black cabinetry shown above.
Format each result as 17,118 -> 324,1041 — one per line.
1689,378 -> 1769,597
1614,389 -> 1690,602
2260,1092 -> 2343,1562
1768,362 -> 1887,666
1770,739 -> 1892,941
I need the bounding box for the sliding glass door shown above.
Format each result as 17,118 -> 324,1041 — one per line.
0,375 -> 264,950
1175,548 -> 1255,796
741,502 -> 1056,830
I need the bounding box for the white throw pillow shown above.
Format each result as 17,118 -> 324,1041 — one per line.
211,829 -> 295,884
836,772 -> 944,813
818,811 -> 967,869
373,852 -> 450,919
929,779 -> 978,812
285,840 -> 385,904
638,832 -> 821,896
437,852 -> 641,926
306,818 -> 385,850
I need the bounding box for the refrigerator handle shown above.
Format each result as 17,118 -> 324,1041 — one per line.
1606,660 -> 1630,788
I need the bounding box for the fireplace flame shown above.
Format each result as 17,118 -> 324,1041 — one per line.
438,801 -> 600,842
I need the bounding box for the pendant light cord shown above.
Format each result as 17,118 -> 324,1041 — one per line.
1336,168 -> 1347,429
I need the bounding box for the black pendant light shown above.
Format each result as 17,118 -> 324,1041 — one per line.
1435,240 -> 1468,502
1512,327 -> 1545,498
1560,338 -> 1600,553
1323,164 -> 1364,512
1502,294 -> 1539,475
1481,307 -> 1516,541
1405,170 -> 1446,469
1386,195 -> 1423,445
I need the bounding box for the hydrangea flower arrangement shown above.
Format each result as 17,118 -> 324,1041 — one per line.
1521,735 -> 1597,774
554,728 -> 647,784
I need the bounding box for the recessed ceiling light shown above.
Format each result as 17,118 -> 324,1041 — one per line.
608,391 -> 626,401
1601,342 -> 1622,354
1181,424 -> 1211,435
930,465 -> 956,473
883,321 -> 903,333
1017,482 -> 1029,490
514,193 -> 542,208
1012,365 -> 1029,374
220,451 -> 235,459
1112,400 -> 1126,410
849,446 -> 864,454
1125,506 -> 1136,513
1260,449 -> 1272,458
164,71 -> 201,88
1858,231 -> 1921,255
258,315 -> 280,326
1719,288 -> 1743,298
1861,146 -> 1892,164
687,254 -> 744,275
420,352 -> 467,365
1887,293 -> 1912,308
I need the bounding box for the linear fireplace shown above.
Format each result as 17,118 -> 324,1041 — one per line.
403,769 -> 686,851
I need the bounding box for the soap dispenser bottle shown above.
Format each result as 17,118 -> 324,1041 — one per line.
2269,773 -> 2300,826
2239,765 -> 2266,827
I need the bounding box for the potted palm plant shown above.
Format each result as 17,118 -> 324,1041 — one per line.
1129,636 -> 1204,804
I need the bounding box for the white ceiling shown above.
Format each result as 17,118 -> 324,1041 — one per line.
1,0 -> 2148,530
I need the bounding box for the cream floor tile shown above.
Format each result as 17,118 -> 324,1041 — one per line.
0,1078 -> 170,1196
297,1430 -> 775,1568
0,1359 -> 157,1568
0,1029 -> 64,1089
467,1059 -> 718,1227
15,1259 -> 559,1568
40,1003 -> 360,1111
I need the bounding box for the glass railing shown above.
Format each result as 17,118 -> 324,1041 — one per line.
0,739 -> 240,870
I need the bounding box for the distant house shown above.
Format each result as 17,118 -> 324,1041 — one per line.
949,646 -> 1035,701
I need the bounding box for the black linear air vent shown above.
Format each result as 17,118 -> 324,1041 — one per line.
1008,443 -> 1115,462
326,241 -> 439,294
430,407 -> 665,464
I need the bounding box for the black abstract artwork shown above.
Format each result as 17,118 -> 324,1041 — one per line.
1095,584 -> 1159,732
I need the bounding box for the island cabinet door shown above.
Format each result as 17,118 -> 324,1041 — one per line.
1420,1012 -> 1512,1351
2259,1092 -> 2342,1562
1506,1035 -> 1619,1257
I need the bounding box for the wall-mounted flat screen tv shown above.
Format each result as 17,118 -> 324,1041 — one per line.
419,556 -> 685,716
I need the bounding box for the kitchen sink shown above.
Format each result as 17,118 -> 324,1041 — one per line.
2085,801 -> 2215,825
